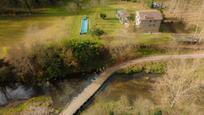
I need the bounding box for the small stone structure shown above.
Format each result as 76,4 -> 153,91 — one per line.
136,10 -> 163,33
116,9 -> 130,24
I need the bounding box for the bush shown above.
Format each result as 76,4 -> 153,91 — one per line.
117,62 -> 166,74
91,28 -> 105,37
68,39 -> 110,71
6,38 -> 111,85
7,46 -> 37,83
129,13 -> 135,21
144,62 -> 166,74
37,46 -> 66,82
154,110 -> 162,115
117,65 -> 143,74
7,44 -> 67,84
100,13 -> 107,19
0,66 -> 15,86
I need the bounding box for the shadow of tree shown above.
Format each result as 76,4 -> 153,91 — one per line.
160,21 -> 197,33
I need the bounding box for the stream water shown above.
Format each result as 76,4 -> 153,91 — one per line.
0,71 -> 160,115
0,74 -> 97,108
82,73 -> 160,115
0,84 -> 34,106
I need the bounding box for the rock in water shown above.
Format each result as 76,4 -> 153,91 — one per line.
0,91 -> 7,105
6,85 -> 34,100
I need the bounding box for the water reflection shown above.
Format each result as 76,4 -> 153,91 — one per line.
82,73 -> 160,114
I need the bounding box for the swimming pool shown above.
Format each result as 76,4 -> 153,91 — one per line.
80,16 -> 88,34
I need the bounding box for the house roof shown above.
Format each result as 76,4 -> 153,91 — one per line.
117,9 -> 129,18
137,10 -> 163,20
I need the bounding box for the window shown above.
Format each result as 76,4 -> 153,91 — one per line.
152,24 -> 155,27
149,20 -> 152,22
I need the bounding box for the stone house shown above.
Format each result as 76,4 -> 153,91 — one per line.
135,10 -> 163,33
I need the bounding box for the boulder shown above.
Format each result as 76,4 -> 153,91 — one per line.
0,90 -> 7,106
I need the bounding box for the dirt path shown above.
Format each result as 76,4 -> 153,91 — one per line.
60,53 -> 204,115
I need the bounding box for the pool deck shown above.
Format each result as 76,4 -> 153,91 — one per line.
60,53 -> 204,115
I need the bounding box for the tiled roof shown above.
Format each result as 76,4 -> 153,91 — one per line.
138,10 -> 163,20
117,10 -> 129,17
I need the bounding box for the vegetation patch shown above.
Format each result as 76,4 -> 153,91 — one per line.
91,28 -> 105,37
4,38 -> 111,86
0,96 -> 55,115
137,45 -> 165,56
117,61 -> 167,74
83,59 -> 204,115
66,38 -> 110,70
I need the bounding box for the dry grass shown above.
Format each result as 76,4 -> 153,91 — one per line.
0,16 -> 71,58
82,96 -> 156,115
153,59 -> 204,114
110,1 -> 149,12
22,17 -> 71,48
82,59 -> 204,115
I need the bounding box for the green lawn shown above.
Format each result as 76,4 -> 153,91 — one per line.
68,6 -> 122,38
0,1 -> 175,59
135,33 -> 173,45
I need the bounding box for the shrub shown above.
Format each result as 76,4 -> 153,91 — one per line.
117,65 -> 143,74
154,110 -> 162,115
129,13 -> 135,21
143,0 -> 154,8
109,111 -> 114,115
0,66 -> 15,86
68,39 -> 110,71
61,48 -> 78,73
100,13 -> 107,19
144,62 -> 166,74
117,62 -> 166,74
91,28 -> 105,37
6,38 -> 111,85
37,46 -> 66,82
7,46 -> 37,83
7,44 -> 67,84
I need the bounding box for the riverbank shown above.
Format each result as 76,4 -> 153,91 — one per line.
81,58 -> 204,115
0,73 -> 98,115
60,53 -> 204,115
0,96 -> 54,115
82,73 -> 160,115
1,0 -> 204,114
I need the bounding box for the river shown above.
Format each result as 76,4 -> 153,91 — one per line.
0,74 -> 97,108
82,73 -> 160,115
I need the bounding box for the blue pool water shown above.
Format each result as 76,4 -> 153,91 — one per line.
80,16 -> 88,34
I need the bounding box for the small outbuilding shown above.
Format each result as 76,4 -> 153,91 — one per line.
116,9 -> 130,24
135,10 -> 163,33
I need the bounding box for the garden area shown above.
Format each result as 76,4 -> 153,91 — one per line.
0,0 -> 204,114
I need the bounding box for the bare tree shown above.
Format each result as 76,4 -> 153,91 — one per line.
195,0 -> 204,42
153,59 -> 204,114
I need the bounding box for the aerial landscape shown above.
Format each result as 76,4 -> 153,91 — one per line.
0,0 -> 204,115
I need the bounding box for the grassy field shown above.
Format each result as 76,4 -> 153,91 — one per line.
0,16 -> 72,58
0,1 -> 175,58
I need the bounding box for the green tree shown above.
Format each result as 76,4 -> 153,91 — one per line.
68,39 -> 109,71
37,46 -> 65,82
